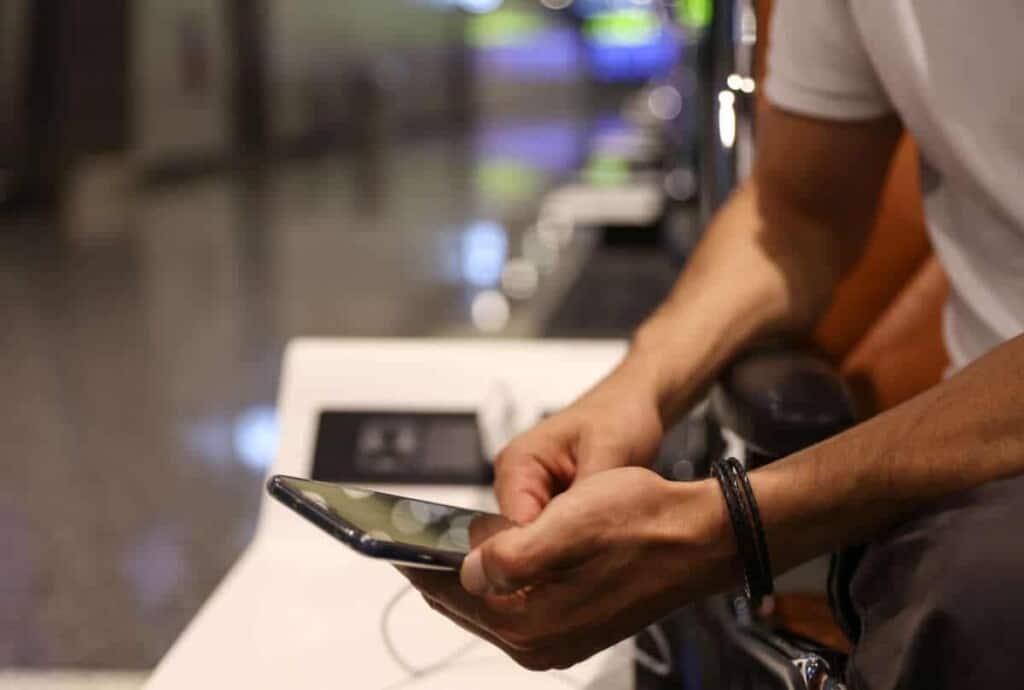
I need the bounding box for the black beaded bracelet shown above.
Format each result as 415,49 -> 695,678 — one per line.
711,457 -> 774,607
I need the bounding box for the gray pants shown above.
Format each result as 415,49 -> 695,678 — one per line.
848,473 -> 1024,689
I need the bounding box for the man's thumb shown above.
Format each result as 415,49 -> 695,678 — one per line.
460,527 -> 547,596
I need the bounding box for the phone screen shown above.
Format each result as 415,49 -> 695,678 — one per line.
272,476 -> 490,554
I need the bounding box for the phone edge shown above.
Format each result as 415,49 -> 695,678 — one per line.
266,475 -> 466,571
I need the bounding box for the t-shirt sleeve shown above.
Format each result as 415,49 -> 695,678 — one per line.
764,0 -> 893,120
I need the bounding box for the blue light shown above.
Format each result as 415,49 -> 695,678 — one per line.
570,0 -> 647,19
585,24 -> 681,82
461,220 -> 508,287
475,119 -> 583,173
409,0 -> 502,12
473,25 -> 581,83
233,405 -> 279,472
460,0 -> 503,13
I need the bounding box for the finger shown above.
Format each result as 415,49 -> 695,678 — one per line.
461,517 -> 588,597
493,450 -> 556,524
399,564 -> 495,611
574,434 -> 638,480
408,566 -> 610,672
468,513 -> 517,548
418,592 -> 520,651
402,563 -> 527,627
493,431 -> 577,524
421,592 -> 578,672
396,565 -> 460,594
423,591 -> 603,672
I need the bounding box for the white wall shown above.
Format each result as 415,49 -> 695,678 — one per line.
132,2 -> 466,163
134,0 -> 235,165
267,0 -> 460,143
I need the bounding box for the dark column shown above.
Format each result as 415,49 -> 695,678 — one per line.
0,3 -> 21,206
18,0 -> 61,207
59,0 -> 131,158
229,0 -> 269,157
7,0 -> 130,211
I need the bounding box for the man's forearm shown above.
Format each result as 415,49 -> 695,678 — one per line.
619,107 -> 901,426
752,334 -> 1024,572
625,179 -> 853,424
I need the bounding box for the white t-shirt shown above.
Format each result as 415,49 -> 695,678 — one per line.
765,0 -> 1024,370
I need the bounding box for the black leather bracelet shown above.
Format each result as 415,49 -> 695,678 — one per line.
711,457 -> 774,607
729,458 -> 774,598
711,458 -> 763,605
723,457 -> 774,603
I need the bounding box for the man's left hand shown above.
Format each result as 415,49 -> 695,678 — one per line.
399,467 -> 736,671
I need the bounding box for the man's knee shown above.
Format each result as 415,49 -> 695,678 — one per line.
850,476 -> 1024,689
926,517 -> 1024,634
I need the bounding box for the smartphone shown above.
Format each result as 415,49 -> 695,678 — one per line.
267,475 -> 500,570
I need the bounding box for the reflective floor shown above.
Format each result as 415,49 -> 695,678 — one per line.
0,18 -> 681,670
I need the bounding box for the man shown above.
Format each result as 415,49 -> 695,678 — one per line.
405,2 -> 1024,686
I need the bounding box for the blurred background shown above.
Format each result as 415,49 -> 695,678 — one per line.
0,0 -> 752,686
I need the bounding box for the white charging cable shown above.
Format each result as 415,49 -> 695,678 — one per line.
380,585 -> 479,685
380,584 -> 673,689
476,381 -> 542,463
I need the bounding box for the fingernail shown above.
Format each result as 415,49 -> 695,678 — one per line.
461,549 -> 490,596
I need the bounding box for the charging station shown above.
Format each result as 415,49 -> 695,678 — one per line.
145,338 -> 638,689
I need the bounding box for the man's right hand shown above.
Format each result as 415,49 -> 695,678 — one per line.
493,363 -> 666,524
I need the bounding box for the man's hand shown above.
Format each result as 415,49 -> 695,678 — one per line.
494,363 -> 666,524
400,103 -> 910,671
400,468 -> 735,671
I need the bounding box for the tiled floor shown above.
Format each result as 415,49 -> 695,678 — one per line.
0,155 -> 563,669
0,81 -> 673,677
0,4 -> 695,676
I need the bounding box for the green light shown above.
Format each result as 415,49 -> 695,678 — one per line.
582,154 -> 630,187
476,160 -> 542,206
466,10 -> 543,48
675,0 -> 713,30
584,9 -> 660,47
